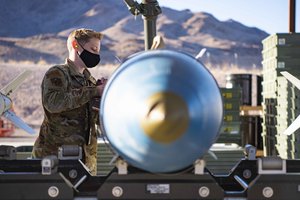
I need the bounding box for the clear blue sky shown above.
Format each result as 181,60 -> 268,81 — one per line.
157,0 -> 299,34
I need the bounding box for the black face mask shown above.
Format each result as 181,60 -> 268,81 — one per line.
77,43 -> 101,68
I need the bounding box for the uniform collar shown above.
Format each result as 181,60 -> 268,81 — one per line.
66,59 -> 92,79
66,59 -> 96,85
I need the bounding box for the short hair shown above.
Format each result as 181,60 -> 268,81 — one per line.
69,28 -> 103,44
67,28 -> 103,51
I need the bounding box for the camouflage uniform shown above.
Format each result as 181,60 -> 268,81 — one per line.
32,59 -> 99,175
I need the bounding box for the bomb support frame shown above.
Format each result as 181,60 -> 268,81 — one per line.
1,145 -> 300,200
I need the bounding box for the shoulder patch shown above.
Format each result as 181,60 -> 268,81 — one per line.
45,66 -> 67,87
50,77 -> 63,87
46,70 -> 63,79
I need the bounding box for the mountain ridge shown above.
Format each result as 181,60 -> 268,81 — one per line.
0,0 -> 269,68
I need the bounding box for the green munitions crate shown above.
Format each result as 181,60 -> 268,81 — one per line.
262,133 -> 277,156
223,100 -> 241,111
217,133 -> 242,145
262,33 -> 300,50
262,57 -> 300,71
262,45 -> 300,60
220,87 -> 242,99
218,87 -> 242,145
223,111 -> 240,122
220,121 -> 241,134
97,141 -> 115,175
203,144 -> 245,175
261,33 -> 300,158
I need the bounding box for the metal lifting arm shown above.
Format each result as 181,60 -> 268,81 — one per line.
123,0 -> 162,50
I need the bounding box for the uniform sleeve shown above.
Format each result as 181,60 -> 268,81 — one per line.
42,67 -> 98,113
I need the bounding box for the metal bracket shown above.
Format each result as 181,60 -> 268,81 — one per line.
194,159 -> 205,175
58,145 -> 82,160
59,172 -> 87,193
41,155 -> 59,175
244,144 -> 257,160
0,145 -> 16,160
116,159 -> 128,175
258,157 -> 286,174
234,175 -> 249,190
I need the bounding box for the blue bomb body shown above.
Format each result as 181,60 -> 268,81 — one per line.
100,50 -> 223,173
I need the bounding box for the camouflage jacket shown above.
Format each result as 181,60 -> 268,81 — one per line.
33,59 -> 99,161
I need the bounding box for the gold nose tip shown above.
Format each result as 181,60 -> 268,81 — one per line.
141,92 -> 189,143
146,100 -> 168,121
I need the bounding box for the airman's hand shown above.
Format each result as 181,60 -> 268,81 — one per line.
96,84 -> 105,96
96,78 -> 108,96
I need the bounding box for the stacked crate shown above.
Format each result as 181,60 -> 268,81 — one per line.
219,74 -> 263,148
262,98 -> 278,156
261,33 -> 300,158
217,88 -> 242,145
276,76 -> 300,158
226,74 -> 252,105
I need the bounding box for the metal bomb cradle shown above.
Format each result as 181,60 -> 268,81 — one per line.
1,0 -> 300,199
2,144 -> 300,199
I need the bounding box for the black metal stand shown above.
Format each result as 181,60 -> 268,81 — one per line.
2,157 -> 300,199
123,0 -> 162,50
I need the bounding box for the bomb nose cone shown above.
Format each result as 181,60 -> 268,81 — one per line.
100,50 -> 223,173
141,92 -> 189,144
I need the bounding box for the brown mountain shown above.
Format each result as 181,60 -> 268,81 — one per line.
0,0 -> 268,68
